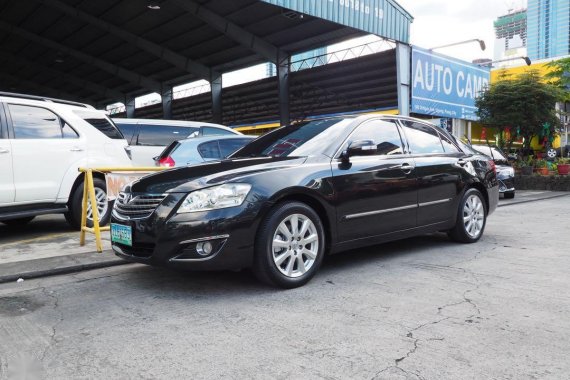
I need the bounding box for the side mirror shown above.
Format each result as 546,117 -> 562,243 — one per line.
341,140 -> 376,162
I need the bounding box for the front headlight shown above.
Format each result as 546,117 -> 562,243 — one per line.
177,183 -> 252,213
501,167 -> 515,177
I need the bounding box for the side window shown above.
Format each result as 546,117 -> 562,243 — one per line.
202,126 -> 235,136
9,104 -> 62,139
402,122 -> 445,154
439,133 -> 460,153
115,123 -> 138,144
61,122 -> 79,138
347,120 -> 404,156
198,141 -> 222,159
218,138 -> 253,158
137,125 -> 199,146
74,111 -> 124,139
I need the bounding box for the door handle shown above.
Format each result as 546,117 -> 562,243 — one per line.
70,147 -> 84,152
457,159 -> 468,166
0,148 -> 9,154
400,163 -> 415,173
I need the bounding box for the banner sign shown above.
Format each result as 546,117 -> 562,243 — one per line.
411,47 -> 490,121
260,0 -> 412,43
105,173 -> 150,201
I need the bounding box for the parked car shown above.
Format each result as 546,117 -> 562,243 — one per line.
0,92 -> 131,228
110,115 -> 499,288
471,144 -> 515,199
155,135 -> 256,167
112,118 -> 240,167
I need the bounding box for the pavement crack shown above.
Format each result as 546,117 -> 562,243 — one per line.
40,287 -> 64,362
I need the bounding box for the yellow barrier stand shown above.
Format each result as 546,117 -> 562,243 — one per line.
78,167 -> 166,253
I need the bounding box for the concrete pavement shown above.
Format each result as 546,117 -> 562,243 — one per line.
0,194 -> 569,379
0,190 -> 568,284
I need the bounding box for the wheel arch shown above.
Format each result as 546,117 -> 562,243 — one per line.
258,190 -> 334,254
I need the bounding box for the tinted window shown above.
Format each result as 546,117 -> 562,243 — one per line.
159,141 -> 180,159
137,125 -> 199,146
218,138 -> 254,157
202,126 -> 235,136
9,104 -> 62,139
198,141 -> 221,159
402,122 -> 444,154
62,122 -> 79,138
74,111 -> 124,139
439,133 -> 460,153
115,123 -> 138,144
347,120 -> 404,156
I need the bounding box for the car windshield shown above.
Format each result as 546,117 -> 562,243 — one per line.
230,118 -> 353,158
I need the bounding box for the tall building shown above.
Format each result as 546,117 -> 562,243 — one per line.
527,0 -> 570,60
493,9 -> 528,66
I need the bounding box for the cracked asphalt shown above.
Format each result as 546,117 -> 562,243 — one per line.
0,195 -> 569,379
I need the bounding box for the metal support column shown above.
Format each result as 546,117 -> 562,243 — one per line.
125,97 -> 135,118
277,53 -> 290,126
210,72 -> 222,124
162,85 -> 173,119
396,42 -> 411,116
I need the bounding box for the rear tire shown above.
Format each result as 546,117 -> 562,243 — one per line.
448,188 -> 487,243
1,216 -> 35,228
504,191 -> 515,199
65,177 -> 111,230
253,202 -> 325,288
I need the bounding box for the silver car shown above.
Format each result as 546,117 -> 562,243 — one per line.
155,135 -> 256,167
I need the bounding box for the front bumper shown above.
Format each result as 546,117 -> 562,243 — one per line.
111,193 -> 262,270
497,177 -> 515,193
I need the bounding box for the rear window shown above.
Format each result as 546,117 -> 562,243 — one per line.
159,141 -> 180,159
74,111 -> 124,139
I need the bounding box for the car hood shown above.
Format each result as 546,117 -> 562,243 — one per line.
129,156 -> 307,194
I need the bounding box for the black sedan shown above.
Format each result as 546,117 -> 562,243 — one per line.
471,144 -> 515,199
110,115 -> 499,288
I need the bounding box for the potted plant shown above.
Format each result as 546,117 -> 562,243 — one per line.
534,159 -> 549,175
521,156 -> 534,176
557,158 -> 570,175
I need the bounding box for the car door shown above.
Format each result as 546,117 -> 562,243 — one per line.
332,119 -> 418,242
399,120 -> 466,226
7,103 -> 86,202
0,103 -> 15,204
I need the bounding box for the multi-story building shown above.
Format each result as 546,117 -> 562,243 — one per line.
493,9 -> 528,66
527,0 -> 570,60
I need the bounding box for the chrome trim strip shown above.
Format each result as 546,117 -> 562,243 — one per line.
344,204 -> 417,220
179,234 -> 230,245
418,198 -> 452,207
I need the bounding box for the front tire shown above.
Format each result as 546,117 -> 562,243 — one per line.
65,177 -> 111,230
448,188 -> 487,243
253,202 -> 325,288
504,191 -> 515,199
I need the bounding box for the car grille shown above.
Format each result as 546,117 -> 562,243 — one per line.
113,193 -> 166,219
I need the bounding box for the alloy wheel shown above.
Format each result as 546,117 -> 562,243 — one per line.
86,188 -> 108,222
463,194 -> 484,238
271,213 -> 319,278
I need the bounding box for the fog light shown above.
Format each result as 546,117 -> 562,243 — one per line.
196,241 -> 213,256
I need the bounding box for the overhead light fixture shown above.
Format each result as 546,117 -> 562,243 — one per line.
430,39 -> 487,52
54,52 -> 65,63
147,1 -> 161,10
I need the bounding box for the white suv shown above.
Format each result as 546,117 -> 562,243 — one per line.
0,92 -> 131,229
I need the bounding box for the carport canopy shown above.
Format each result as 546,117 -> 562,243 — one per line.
0,0 -> 412,124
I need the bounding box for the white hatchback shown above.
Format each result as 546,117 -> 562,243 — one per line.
0,92 -> 131,229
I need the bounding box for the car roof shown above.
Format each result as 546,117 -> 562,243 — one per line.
113,118 -> 225,128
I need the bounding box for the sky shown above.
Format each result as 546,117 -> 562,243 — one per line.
397,0 -> 527,62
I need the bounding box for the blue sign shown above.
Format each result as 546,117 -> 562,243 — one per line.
411,47 -> 490,121
260,0 -> 412,43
